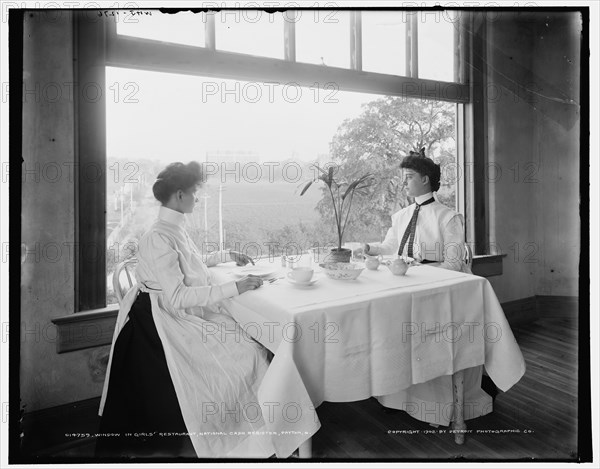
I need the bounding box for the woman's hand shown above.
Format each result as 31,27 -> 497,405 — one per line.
236,275 -> 263,294
352,244 -> 369,259
230,250 -> 255,266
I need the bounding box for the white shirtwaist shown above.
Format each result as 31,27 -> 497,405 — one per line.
368,192 -> 471,273
100,206 -> 276,458
369,193 -> 491,425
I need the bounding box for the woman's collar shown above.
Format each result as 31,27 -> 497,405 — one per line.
158,205 -> 186,226
415,192 -> 434,205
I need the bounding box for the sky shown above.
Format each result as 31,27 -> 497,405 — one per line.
106,66 -> 373,163
106,9 -> 455,164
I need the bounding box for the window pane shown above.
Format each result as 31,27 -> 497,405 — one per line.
105,67 -> 458,305
361,11 -> 406,76
417,11 -> 457,82
214,10 -> 284,59
295,10 -> 351,68
116,10 -> 206,47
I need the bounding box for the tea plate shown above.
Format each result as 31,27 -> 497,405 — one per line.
287,276 -> 320,287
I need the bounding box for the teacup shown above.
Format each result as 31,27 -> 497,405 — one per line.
365,254 -> 383,270
287,267 -> 314,283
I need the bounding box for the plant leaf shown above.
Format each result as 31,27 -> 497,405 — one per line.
342,179 -> 362,200
342,174 -> 374,200
355,180 -> 374,191
299,180 -> 313,196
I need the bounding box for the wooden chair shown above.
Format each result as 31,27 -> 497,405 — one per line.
112,258 -> 138,305
464,243 -> 474,271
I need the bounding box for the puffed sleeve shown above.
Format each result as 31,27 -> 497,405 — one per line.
142,231 -> 239,309
439,214 -> 467,271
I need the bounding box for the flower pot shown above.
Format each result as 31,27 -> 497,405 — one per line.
329,248 -> 352,263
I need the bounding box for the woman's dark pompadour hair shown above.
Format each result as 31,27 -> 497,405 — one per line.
152,161 -> 203,204
400,148 -> 441,192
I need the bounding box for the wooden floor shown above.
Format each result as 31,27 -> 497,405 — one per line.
39,315 -> 580,461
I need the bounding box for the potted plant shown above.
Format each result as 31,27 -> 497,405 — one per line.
300,165 -> 374,263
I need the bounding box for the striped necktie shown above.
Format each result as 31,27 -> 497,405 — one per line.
398,197 -> 435,258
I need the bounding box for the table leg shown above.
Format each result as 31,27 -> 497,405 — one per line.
451,369 -> 467,444
298,437 -> 312,458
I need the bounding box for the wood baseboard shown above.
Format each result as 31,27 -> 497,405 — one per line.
501,296 -> 539,326
499,295 -> 580,327
536,295 -> 579,318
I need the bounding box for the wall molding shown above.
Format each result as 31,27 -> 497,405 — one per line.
472,254 -> 505,277
501,295 -> 539,325
536,295 -> 579,318
500,295 -> 580,326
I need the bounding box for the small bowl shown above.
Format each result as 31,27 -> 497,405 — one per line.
319,262 -> 365,280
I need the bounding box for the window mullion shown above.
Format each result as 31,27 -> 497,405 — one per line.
411,13 -> 419,78
205,11 -> 216,50
455,11 -> 469,84
405,14 -> 411,76
284,11 -> 296,61
350,10 -> 362,71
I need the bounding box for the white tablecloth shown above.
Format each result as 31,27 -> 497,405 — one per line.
212,263 -> 526,457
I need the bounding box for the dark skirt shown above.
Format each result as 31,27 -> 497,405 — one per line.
95,292 -> 196,460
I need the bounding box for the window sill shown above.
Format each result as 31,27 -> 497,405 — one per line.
51,306 -> 119,353
471,254 -> 506,277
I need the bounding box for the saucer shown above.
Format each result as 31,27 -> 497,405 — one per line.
287,276 -> 319,287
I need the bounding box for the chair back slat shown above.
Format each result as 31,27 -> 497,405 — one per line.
113,258 -> 138,305
464,243 -> 473,269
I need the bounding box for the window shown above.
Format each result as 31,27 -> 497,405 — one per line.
295,10 -> 351,68
116,10 -> 207,47
361,11 -> 406,76
417,10 -> 458,82
77,9 -> 474,311
214,10 -> 285,59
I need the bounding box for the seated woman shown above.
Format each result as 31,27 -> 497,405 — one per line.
360,149 -> 492,426
96,162 -> 275,459
362,148 -> 469,272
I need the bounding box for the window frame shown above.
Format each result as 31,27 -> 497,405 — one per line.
75,9 -> 482,312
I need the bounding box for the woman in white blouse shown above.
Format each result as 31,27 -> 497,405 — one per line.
361,150 -> 492,427
96,162 -> 276,459
362,148 -> 470,273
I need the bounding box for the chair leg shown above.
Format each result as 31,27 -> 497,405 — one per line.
451,369 -> 467,444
